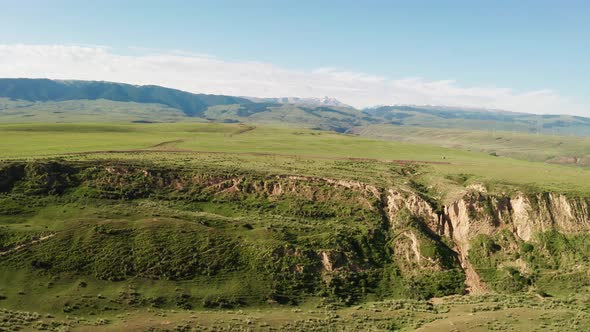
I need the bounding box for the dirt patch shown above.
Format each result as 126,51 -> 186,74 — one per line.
462,260 -> 489,295
546,155 -> 590,166
0,233 -> 56,256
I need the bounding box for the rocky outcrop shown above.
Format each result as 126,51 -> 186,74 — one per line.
443,191 -> 590,244
386,189 -> 440,229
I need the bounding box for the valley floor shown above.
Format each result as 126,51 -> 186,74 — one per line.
3,293 -> 590,331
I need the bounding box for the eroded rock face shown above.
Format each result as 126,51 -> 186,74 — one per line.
386,189 -> 439,229
384,186 -> 590,294
446,192 -> 590,243
510,194 -> 535,241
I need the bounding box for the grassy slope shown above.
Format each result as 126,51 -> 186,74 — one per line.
1,122 -> 590,195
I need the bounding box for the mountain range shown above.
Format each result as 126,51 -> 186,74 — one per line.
1,78 -> 590,136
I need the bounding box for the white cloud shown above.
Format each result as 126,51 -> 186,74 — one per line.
0,44 -> 586,115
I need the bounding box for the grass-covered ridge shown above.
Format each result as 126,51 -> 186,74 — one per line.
2,123 -> 590,196
0,160 -> 467,316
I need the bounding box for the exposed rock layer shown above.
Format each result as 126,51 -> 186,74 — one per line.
385,187 -> 590,293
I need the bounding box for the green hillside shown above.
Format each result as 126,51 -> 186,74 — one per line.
0,78 -> 254,117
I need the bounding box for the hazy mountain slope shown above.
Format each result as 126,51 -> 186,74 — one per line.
0,78 -> 253,117
0,98 -> 198,123
204,103 -> 368,132
0,96 -> 364,131
364,105 -> 590,136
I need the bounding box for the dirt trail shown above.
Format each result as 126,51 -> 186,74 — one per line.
0,233 -> 56,256
148,139 -> 185,149
228,125 -> 256,137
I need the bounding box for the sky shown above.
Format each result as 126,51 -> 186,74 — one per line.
0,0 -> 588,115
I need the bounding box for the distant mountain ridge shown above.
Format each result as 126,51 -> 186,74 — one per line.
0,78 -> 253,117
2,78 -> 590,136
365,104 -> 516,114
363,104 -> 590,135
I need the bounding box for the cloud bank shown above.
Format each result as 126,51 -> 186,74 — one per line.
0,44 -> 585,115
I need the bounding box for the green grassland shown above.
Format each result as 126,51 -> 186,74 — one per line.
2,122 -> 590,331
2,294 -> 586,331
2,122 -> 590,196
351,124 -> 590,166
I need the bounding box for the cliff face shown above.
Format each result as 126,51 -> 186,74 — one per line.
386,187 -> 590,294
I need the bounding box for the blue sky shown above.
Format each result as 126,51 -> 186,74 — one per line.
1,0 -> 588,114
